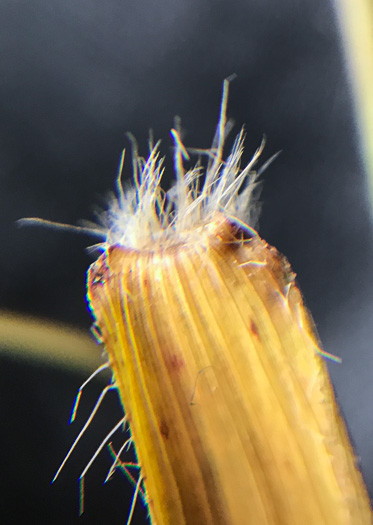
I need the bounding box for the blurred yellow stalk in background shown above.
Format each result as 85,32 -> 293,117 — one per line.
336,0 -> 373,214
0,310 -> 100,373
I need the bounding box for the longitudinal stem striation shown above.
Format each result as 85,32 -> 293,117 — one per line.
84,81 -> 372,524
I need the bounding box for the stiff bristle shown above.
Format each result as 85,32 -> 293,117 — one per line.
97,80 -> 263,252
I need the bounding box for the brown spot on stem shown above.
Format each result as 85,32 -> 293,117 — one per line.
160,420 -> 170,439
250,319 -> 260,340
168,354 -> 185,372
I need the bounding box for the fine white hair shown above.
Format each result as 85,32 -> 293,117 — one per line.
98,80 -> 264,251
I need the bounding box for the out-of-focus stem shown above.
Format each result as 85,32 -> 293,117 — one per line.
0,310 -> 101,372
335,0 -> 373,215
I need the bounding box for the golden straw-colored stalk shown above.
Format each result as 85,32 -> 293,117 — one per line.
87,218 -> 371,524
43,80 -> 371,524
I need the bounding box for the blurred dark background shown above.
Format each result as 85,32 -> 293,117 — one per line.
1,0 -> 372,523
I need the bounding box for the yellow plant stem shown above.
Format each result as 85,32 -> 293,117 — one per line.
87,217 -> 372,524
